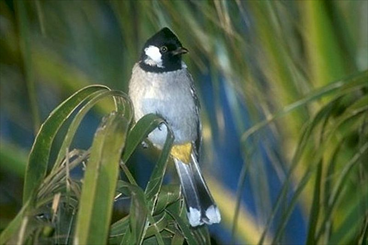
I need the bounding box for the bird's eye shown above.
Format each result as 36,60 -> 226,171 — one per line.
160,46 -> 168,53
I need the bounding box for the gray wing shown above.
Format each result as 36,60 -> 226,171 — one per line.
186,71 -> 202,159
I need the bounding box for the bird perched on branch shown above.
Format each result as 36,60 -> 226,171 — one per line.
129,27 -> 221,227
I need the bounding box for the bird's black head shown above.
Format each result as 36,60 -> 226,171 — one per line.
139,27 -> 188,73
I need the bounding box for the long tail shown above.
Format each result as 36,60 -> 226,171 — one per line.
174,154 -> 221,227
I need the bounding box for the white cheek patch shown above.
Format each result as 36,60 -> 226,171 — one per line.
144,45 -> 163,68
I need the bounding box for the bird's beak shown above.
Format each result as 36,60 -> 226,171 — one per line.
172,47 -> 188,55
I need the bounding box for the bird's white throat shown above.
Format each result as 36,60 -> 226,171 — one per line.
144,45 -> 163,67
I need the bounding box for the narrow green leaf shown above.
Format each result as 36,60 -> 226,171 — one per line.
144,213 -> 169,238
271,96 -> 368,244
122,184 -> 149,245
111,181 -> 145,244
171,232 -> 184,245
242,70 -> 368,143
257,95 -> 339,244
120,113 -> 174,245
305,162 -> 323,245
122,114 -> 166,163
145,121 -> 174,201
315,142 -> 368,242
23,85 -> 109,205
154,185 -> 181,214
110,216 -> 130,243
111,183 -> 177,244
74,111 -> 129,245
138,118 -> 174,245
192,225 -> 211,245
117,113 -> 174,245
54,90 -> 131,169
328,185 -> 368,244
116,181 -> 166,245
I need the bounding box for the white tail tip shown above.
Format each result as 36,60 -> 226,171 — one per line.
187,206 -> 221,227
205,205 -> 221,224
188,207 -> 203,227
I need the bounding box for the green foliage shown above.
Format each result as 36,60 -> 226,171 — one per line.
0,86 -> 211,244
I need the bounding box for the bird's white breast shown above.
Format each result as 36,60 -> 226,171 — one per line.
129,64 -> 198,148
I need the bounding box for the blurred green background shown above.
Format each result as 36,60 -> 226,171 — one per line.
1,0 -> 367,244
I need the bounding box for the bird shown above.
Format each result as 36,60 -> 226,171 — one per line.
128,27 -> 221,227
